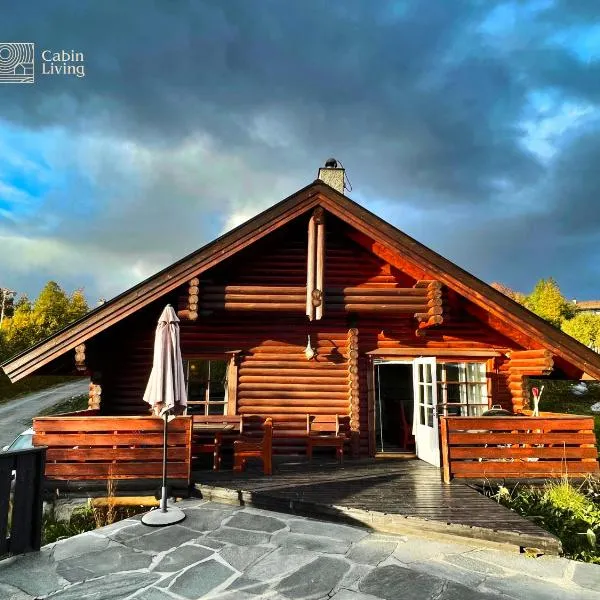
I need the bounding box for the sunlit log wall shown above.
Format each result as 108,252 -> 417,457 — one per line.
92,214 -> 546,455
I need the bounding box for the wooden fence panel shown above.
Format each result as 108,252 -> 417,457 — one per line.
32,416 -> 192,483
440,415 -> 599,482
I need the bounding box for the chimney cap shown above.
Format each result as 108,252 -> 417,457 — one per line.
324,158 -> 338,169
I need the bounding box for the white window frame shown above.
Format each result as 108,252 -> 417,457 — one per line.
184,357 -> 229,416
437,361 -> 489,417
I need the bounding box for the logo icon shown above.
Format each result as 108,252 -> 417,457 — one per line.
0,43 -> 34,83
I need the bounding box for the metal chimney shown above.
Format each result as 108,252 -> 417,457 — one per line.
317,158 -> 345,194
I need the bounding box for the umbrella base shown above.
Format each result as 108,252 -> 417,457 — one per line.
142,505 -> 186,526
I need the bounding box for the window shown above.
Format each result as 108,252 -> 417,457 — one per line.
437,362 -> 489,417
185,358 -> 229,415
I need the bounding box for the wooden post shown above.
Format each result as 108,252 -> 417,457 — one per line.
188,278 -> 199,320
88,380 -> 102,410
348,327 -> 360,458
74,344 -> 86,373
227,352 -> 239,416
306,215 -> 316,321
440,417 -> 451,483
366,356 -> 376,457
315,208 -> 325,320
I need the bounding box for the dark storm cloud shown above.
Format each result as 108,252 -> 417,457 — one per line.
1,0 -> 600,301
0,0 -> 539,203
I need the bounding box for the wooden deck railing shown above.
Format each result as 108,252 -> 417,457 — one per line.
32,416 -> 192,483
0,447 -> 46,556
440,415 -> 599,483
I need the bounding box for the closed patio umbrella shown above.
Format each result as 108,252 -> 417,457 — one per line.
141,304 -> 187,526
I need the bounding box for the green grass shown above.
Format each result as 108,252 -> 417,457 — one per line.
42,504 -> 146,544
37,393 -> 89,416
489,477 -> 600,563
0,373 -> 86,404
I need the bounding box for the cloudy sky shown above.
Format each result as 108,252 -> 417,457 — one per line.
1,1 -> 599,304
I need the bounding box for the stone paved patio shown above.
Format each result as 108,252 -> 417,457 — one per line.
0,499 -> 598,599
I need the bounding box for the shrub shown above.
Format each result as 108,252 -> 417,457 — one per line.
489,477 -> 600,563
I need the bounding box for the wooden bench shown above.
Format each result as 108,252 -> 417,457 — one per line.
233,416 -> 273,476
306,414 -> 347,462
192,416 -> 241,471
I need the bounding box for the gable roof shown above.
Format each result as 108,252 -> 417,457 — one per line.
574,301 -> 600,311
3,180 -> 600,382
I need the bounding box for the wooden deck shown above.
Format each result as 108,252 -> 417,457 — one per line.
194,457 -> 561,554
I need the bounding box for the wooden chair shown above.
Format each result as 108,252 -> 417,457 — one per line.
400,403 -> 415,451
306,414 -> 346,462
192,416 -> 241,471
233,416 -> 273,476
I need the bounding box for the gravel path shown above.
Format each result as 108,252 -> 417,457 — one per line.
0,379 -> 89,447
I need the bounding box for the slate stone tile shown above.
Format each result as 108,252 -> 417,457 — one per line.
52,532 -> 111,561
153,544 -> 213,572
330,591 -> 385,600
359,564 -> 445,600
220,544 -> 272,571
56,545 -> 153,580
178,508 -> 226,532
225,511 -> 286,533
338,564 -> 374,591
226,575 -> 271,596
469,548 -> 570,579
392,538 -> 474,564
0,551 -> 67,597
200,501 -> 240,512
46,572 -> 160,600
276,556 -> 350,599
168,558 -> 236,599
123,524 -> 201,552
443,553 -> 509,576
346,540 -> 398,565
106,521 -> 153,543
194,536 -> 226,550
0,582 -> 35,600
408,559 -> 487,589
288,518 -> 368,542
442,581 -> 504,600
246,546 -> 318,581
571,562 -> 600,591
272,531 -> 350,554
481,574 -> 599,600
154,573 -> 177,589
208,526 -> 271,546
131,587 -> 175,600
209,592 -> 265,600
95,518 -> 141,536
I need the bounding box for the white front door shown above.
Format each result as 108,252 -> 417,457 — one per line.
412,357 -> 440,467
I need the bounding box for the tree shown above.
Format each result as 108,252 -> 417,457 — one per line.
67,289 -> 88,323
523,278 -> 574,328
490,282 -> 525,303
0,282 -> 89,362
562,312 -> 600,352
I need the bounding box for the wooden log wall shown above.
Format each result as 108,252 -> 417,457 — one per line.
219,316 -> 350,455
507,349 -> 554,413
198,284 -> 435,314
91,214 -> 557,459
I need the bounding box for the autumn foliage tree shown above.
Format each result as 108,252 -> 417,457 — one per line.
0,282 -> 89,362
494,277 -> 600,351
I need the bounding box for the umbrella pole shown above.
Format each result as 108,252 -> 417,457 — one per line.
141,411 -> 186,526
160,411 -> 168,512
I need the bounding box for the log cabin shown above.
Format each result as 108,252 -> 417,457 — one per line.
2,161 -> 600,483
